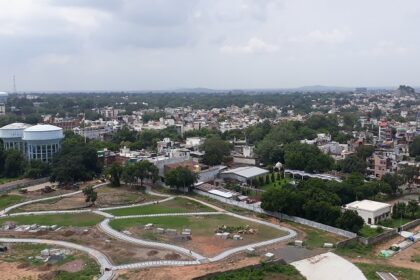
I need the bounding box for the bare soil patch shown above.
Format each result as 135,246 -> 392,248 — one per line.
0,262 -> 43,280
17,186 -> 158,212
58,259 -> 85,273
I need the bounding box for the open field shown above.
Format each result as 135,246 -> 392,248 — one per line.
282,221 -> 345,249
0,194 -> 23,210
0,243 -> 100,280
106,197 -> 216,216
0,213 -> 103,227
14,186 -> 158,212
110,214 -> 286,256
355,263 -> 420,280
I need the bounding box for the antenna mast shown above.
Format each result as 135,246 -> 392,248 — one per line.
13,75 -> 17,93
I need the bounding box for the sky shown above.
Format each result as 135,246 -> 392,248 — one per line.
0,0 -> 419,91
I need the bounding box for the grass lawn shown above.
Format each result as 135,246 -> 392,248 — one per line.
106,197 -> 216,216
379,218 -> 414,228
358,225 -> 384,238
335,242 -> 375,259
284,221 -> 345,249
355,263 -> 420,280
411,254 -> 420,263
260,178 -> 290,191
0,213 -> 103,227
0,177 -> 20,184
202,263 -> 305,280
0,194 -> 23,210
110,214 -> 284,241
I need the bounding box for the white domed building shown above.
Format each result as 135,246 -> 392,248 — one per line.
0,123 -> 64,162
0,122 -> 32,151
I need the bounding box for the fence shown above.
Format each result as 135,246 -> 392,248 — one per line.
358,229 -> 398,246
0,177 -> 50,194
194,190 -> 357,239
401,219 -> 420,231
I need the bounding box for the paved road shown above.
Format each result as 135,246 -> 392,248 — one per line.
0,237 -> 115,280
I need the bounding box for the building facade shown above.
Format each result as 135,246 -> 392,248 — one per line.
0,123 -> 64,162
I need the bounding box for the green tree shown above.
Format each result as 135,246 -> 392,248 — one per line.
165,166 -> 198,192
50,134 -> 101,184
284,142 -> 333,173
399,165 -> 419,187
356,145 -> 375,160
409,136 -> 420,157
339,155 -> 367,174
201,135 -> 231,165
25,160 -> 50,179
107,163 -> 123,187
82,186 -> 97,206
382,173 -> 403,195
335,210 -> 364,233
3,150 -> 26,178
406,200 -> 419,218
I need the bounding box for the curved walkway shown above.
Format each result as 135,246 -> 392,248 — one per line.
0,237 -> 115,280
99,211 -> 297,263
0,182 -> 109,216
99,218 -> 207,261
0,182 -> 298,275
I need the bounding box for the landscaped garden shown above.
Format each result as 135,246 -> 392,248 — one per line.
106,197 -> 216,216
110,214 -> 286,256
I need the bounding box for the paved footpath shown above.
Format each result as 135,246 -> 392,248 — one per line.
99,218 -> 208,261
0,183 -> 299,273
99,211 -> 297,263
0,182 -> 109,216
0,237 -> 115,280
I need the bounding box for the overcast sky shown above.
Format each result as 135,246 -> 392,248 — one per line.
0,0 -> 419,91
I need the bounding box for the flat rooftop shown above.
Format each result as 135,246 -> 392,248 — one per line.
221,166 -> 268,179
345,199 -> 391,212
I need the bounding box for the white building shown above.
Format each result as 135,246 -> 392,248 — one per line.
220,166 -> 269,183
0,123 -> 64,162
344,200 -> 391,225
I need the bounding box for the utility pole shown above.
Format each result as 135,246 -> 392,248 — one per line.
13,75 -> 17,93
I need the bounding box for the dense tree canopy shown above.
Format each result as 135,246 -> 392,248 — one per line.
165,166 -> 198,192
283,142 -> 333,173
50,132 -> 101,184
338,155 -> 367,174
409,136 -> 420,157
200,135 -> 231,166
